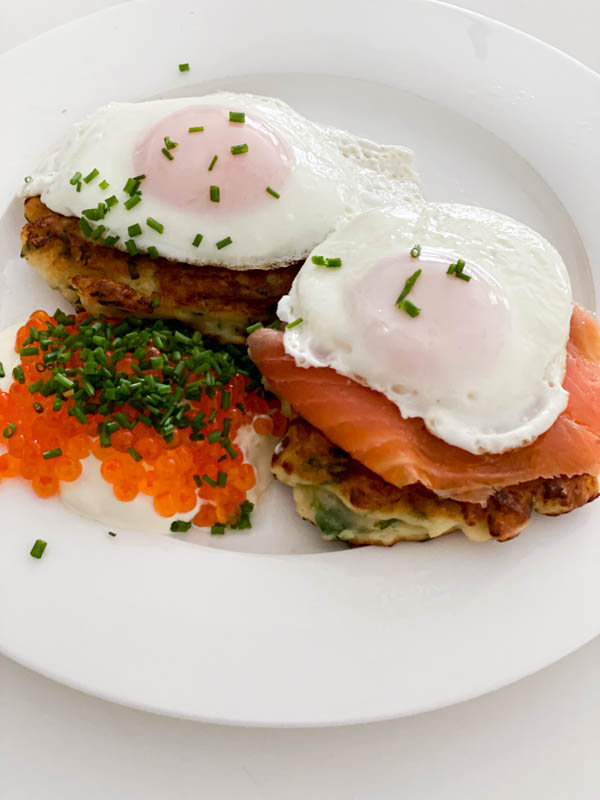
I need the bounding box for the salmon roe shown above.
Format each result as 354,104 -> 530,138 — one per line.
0,309 -> 287,531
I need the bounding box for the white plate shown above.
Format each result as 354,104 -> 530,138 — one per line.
0,0 -> 599,726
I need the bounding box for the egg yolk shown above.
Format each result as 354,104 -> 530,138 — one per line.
134,105 -> 295,214
349,249 -> 510,392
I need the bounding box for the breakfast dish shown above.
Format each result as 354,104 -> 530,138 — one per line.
249,205 -> 600,544
3,89 -> 599,546
20,93 -> 421,342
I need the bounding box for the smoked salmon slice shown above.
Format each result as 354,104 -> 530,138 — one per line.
248,305 -> 600,503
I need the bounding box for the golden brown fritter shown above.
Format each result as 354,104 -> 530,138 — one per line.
20,197 -> 301,343
272,418 -> 599,545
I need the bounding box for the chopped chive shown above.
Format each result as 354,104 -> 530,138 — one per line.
42,448 -> 62,459
0,361 -> 4,378
410,244 -> 422,258
325,257 -> 342,268
123,177 -> 140,196
30,539 -> 47,559
146,217 -> 164,234
447,264 -> 457,275
164,135 -> 178,151
193,474 -> 203,487
76,181 -> 82,192
105,195 -> 118,208
220,390 -> 231,409
70,171 -> 82,185
33,402 -> 44,414
455,271 -> 472,281
124,194 -> 142,210
207,431 -> 221,444
211,523 -> 225,535
151,297 -> 161,308
456,259 -> 466,269
399,299 -> 421,318
246,322 -> 263,334
103,235 -> 120,247
125,239 -> 138,256
203,473 -> 218,486
178,63 -> 190,72
208,154 -> 218,171
192,233 -> 203,247
188,126 -> 204,133
3,424 -> 16,438
128,223 -> 142,237
52,397 -> 63,412
28,380 -> 43,394
170,520 -> 192,532
99,179 -> 109,190
311,255 -> 326,266
396,269 -> 422,305
83,168 -> 99,184
161,147 -> 174,161
209,185 -> 220,203
78,218 -> 94,237
12,366 -> 25,384
268,320 -> 282,330
266,186 -> 280,199
217,471 -> 227,487
24,175 -> 33,184
286,317 -> 303,329
20,345 -> 39,356
128,446 -> 142,462
222,439 -> 237,459
216,236 -> 232,250
230,143 -> 248,155
228,111 -> 245,123
90,224 -> 106,241
108,531 -> 117,537
147,246 -> 159,259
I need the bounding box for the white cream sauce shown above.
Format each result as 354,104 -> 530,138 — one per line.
0,324 -> 276,533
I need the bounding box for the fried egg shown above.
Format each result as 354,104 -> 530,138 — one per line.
21,93 -> 422,268
278,204 -> 573,455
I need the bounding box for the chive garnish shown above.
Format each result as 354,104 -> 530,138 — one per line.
203,473 -> 218,486
128,446 -> 142,462
170,520 -> 192,532
99,179 -> 109,190
33,402 -> 44,414
3,424 -> 16,438
42,448 -> 62,459
76,182 -> 82,192
151,297 -> 161,308
70,171 -> 82,185
147,246 -> 159,259
211,523 -> 225,535
410,244 -> 421,258
312,255 -> 342,268
266,186 -> 280,199
164,135 -> 178,151
125,239 -> 138,256
83,168 -> 99,184
447,258 -> 471,281
192,233 -> 203,247
216,236 -> 232,250
24,175 -> 33,184
210,185 -> 220,203
398,299 -> 421,318
230,143 -> 248,155
208,154 -> 218,171
30,539 -> 47,559
455,271 -> 472,282
217,471 -> 227,487
105,195 -> 118,208
179,63 -> 190,72
0,361 -> 4,378
161,147 -> 174,161
103,235 -> 120,247
246,322 -> 263,334
286,318 -> 303,329
229,111 -> 245,123
146,217 -> 164,234
220,390 -> 231,410
124,195 -> 142,210
311,256 -> 325,266
396,269 -> 422,306
128,223 -> 142,237
188,126 -> 204,133
78,218 -> 94,237
108,531 -> 117,537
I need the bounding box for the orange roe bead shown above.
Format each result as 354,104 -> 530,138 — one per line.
110,429 -> 135,452
253,415 -> 274,436
193,504 -> 218,527
154,492 -> 178,517
113,480 -> 139,502
0,453 -> 21,478
32,473 -> 59,498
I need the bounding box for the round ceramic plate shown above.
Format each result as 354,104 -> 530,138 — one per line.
0,0 -> 599,727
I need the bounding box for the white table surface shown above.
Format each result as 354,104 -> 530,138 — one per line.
1,2 -> 598,797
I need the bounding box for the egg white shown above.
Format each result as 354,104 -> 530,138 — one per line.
21,93 -> 422,269
279,204 -> 573,455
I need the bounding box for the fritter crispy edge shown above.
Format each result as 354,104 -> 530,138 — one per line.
272,418 -> 599,545
21,197 -> 301,343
